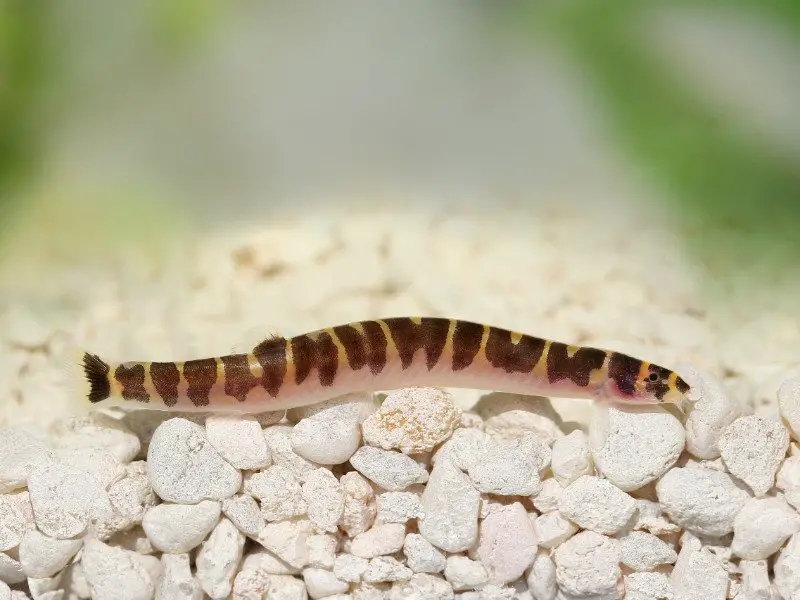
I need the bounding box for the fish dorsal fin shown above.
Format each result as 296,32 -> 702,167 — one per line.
253,333 -> 286,355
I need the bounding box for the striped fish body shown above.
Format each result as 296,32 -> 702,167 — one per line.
81,317 -> 690,413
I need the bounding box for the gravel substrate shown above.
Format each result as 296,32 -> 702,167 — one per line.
2,365 -> 800,599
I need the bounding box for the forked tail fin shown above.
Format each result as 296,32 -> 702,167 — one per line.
81,352 -> 112,403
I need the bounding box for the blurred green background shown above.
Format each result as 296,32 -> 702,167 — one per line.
1,0 -> 799,302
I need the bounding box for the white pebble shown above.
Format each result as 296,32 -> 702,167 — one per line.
526,552 -> 555,600
81,538 -> 154,600
264,426 -> 319,482
334,553 -> 369,582
669,536 -> 728,600
731,496 -> 800,560
0,552 -> 24,584
775,533 -> 800,600
403,534 -> 445,574
531,478 -> 563,513
156,553 -> 203,600
257,519 -> 311,569
679,364 -> 741,459
363,556 -> 413,583
617,530 -> 678,572
196,517 -> 245,599
625,572 -> 674,600
533,511 -> 578,549
589,404 -> 684,491
632,498 -> 681,535
290,392 -> 375,465
205,415 -> 271,470
718,415 -> 789,496
474,393 -> 564,446
54,446 -> 125,489
51,413 -> 141,463
419,459 -> 480,553
467,433 -> 544,496
740,560 -> 771,600
376,492 -> 423,524
28,463 -> 113,539
304,568 -> 349,599
0,582 -> 8,600
550,430 -> 592,487
0,429 -> 54,492
389,573 -> 453,600
95,461 -> 156,540
779,377 -> 800,441
444,556 -> 487,591
0,493 -> 30,551
351,523 -> 406,559
222,494 -> 263,537
777,455 -> 800,511
350,447 -> 429,491
302,468 -> 345,533
142,500 -> 221,553
241,548 -> 300,576
307,533 -> 337,569
475,503 -> 537,585
28,572 -> 64,599
339,472 -> 377,537
656,467 -> 750,537
553,531 -> 620,600
247,465 -> 307,522
18,530 -> 81,578
362,387 -> 461,454
433,428 -> 487,472
558,475 -> 636,535
147,418 -> 241,503
257,574 -> 306,599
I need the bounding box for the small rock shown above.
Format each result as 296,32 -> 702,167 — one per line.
419,459 -> 480,553
669,535 -> 728,600
718,415 -> 789,496
54,446 -> 125,489
533,511 -> 578,549
617,530 -> 678,572
678,364 -> 741,459
264,426 -> 319,483
389,573 -> 453,600
775,533 -> 800,600
443,556 -> 487,591
307,533 -> 337,569
81,538 -> 155,600
246,465 -> 307,522
632,499 -> 681,535
156,553 -> 203,600
28,463 -> 113,539
376,492 -> 423,524
467,433 -> 545,496
351,524 -> 406,559
196,517 -> 245,600
550,430 -> 592,487
50,413 -> 141,463
303,568 -> 350,599
779,377 -> 800,441
553,531 -> 620,600
475,502 -> 537,584
0,581 -> 8,600
141,500 -> 221,553
526,552 -> 556,600
0,551 -> 24,584
0,428 -> 54,492
349,447 -> 429,491
0,493 -> 31,551
531,478 -> 563,513
18,530 -> 82,578
740,560 -> 772,600
731,496 -> 800,560
656,467 -> 750,537
147,418 -> 241,503
558,475 -> 636,535
474,393 -> 564,446
95,461 -> 157,540
362,387 -> 461,454
240,548 -> 300,577
256,519 -> 311,569
403,534 -> 445,574
339,472 -> 377,537
302,468 -> 345,533
205,415 -> 271,470
222,494 -> 263,537
777,455 -> 800,511
432,427 -> 487,473
625,571 -> 674,600
589,404 -> 684,491
334,553 -> 369,582
363,556 -> 413,583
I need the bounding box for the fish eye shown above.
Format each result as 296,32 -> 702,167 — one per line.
647,372 -> 660,383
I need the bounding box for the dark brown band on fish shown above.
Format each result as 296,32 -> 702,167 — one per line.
150,362 -> 180,407
115,363 -> 149,403
253,337 -> 288,397
546,343 -> 607,387
485,329 -> 545,374
645,364 -> 672,401
220,354 -> 260,403
183,358 -> 217,407
607,353 -> 642,397
334,324 -> 367,372
361,320 -> 388,375
292,332 -> 338,387
384,317 -> 447,370
451,320 -> 484,371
